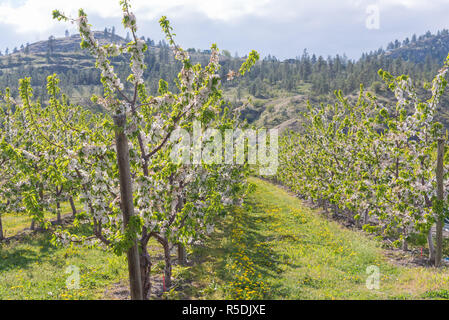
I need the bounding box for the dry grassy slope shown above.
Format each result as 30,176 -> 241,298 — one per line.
0,31 -> 140,74
248,88 -> 394,133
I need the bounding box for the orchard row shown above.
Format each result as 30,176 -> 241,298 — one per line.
276,56 -> 449,267
0,0 -> 258,299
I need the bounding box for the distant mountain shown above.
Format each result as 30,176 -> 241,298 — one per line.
26,31 -> 128,54
384,29 -> 449,64
2,29 -> 449,130
0,31 -> 236,112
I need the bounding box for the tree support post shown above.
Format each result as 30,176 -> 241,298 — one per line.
114,113 -> 143,300
435,138 -> 445,267
427,228 -> 435,265
0,215 -> 3,240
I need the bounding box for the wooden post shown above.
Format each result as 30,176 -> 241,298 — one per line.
0,214 -> 3,240
114,114 -> 143,300
56,201 -> 61,224
435,138 -> 445,267
427,228 -> 435,264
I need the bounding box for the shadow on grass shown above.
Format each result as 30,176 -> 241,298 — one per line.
0,223 -> 95,273
0,233 -> 58,272
183,196 -> 284,299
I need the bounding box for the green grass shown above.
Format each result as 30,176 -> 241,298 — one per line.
2,177 -> 449,300
0,224 -> 128,300
174,177 -> 449,300
1,202 -> 75,238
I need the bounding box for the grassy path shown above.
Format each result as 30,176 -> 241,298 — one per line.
179,177 -> 449,299
1,177 -> 449,299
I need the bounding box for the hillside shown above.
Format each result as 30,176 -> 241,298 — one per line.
0,31 -> 127,75
385,30 -> 449,63
2,29 -> 449,130
0,31 -> 239,112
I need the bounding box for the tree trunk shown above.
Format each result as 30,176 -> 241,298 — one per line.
346,209 -> 353,222
436,219 -> 444,267
402,238 -> 408,251
427,227 -> 435,265
177,243 -> 187,266
69,197 -> 77,217
30,219 -> 35,230
114,114 -> 143,300
0,214 -> 3,240
435,138 -> 445,267
139,245 -> 152,300
356,214 -> 362,229
363,209 -> 369,225
56,201 -> 61,224
161,239 -> 172,291
332,203 -> 338,217
323,200 -> 329,217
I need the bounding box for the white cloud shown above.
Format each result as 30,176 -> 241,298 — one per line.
1,0 -> 445,34
135,0 -> 271,21
0,0 -> 448,59
0,0 -> 271,34
0,0 -> 124,33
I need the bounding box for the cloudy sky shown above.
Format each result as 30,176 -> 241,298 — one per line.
0,0 -> 448,60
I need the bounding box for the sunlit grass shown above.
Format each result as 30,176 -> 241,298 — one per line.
178,177 -> 449,300
2,202 -> 75,238
1,178 -> 449,299
0,225 -> 128,300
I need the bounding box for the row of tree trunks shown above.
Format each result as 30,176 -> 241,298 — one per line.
156,238 -> 189,291
30,198 -> 76,230
286,139 -> 446,266
137,239 -> 187,298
